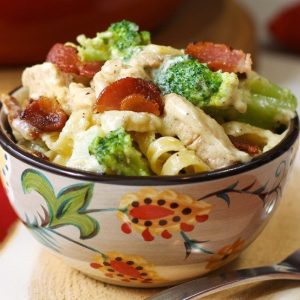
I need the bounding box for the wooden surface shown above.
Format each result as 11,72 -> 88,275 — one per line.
0,68 -> 22,94
154,0 -> 256,57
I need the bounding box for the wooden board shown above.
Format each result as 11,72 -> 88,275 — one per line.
153,0 -> 257,57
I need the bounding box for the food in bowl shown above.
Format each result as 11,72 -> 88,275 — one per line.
0,19 -> 298,177
0,20 -> 299,288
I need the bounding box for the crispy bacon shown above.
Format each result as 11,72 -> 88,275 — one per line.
78,61 -> 103,79
120,94 -> 160,115
21,97 -> 68,132
46,43 -> 79,74
229,135 -> 261,156
185,42 -> 252,73
46,43 -> 102,78
1,94 -> 40,140
95,77 -> 163,116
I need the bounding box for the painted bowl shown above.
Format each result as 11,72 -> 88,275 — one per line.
0,89 -> 298,287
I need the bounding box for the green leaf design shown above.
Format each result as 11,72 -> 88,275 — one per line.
217,193 -> 230,207
52,183 -> 99,239
226,181 -> 239,190
21,169 -> 99,239
24,214 -> 60,252
181,231 -> 213,259
22,169 -> 57,223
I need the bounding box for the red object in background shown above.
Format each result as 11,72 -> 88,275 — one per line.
269,2 -> 300,53
0,0 -> 182,65
0,181 -> 17,243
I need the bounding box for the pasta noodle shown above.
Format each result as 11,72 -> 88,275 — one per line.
133,133 -> 210,175
42,109 -> 92,157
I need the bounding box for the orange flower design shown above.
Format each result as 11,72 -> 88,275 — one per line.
206,238 -> 245,270
90,252 -> 161,284
118,188 -> 212,241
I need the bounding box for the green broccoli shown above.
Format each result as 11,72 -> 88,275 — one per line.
154,55 -> 297,130
205,72 -> 297,130
108,20 -> 150,59
153,55 -> 239,108
89,127 -> 151,176
76,20 -> 150,62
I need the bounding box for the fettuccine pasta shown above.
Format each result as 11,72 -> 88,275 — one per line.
133,133 -> 210,175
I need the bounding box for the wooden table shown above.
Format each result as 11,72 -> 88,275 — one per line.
0,68 -> 22,94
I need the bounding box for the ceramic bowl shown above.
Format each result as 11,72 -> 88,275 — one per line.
0,89 -> 298,287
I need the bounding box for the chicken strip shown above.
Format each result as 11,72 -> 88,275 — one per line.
96,110 -> 162,134
162,93 -> 251,169
22,62 -> 73,114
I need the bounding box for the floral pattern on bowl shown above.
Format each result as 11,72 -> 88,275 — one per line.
5,149 -> 293,286
118,188 -> 212,241
90,252 -> 162,284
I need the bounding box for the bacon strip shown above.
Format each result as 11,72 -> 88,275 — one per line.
229,135 -> 261,156
78,61 -> 104,79
46,43 -> 79,74
46,43 -> 102,79
21,97 -> 68,132
95,77 -> 163,116
120,94 -> 160,116
1,94 -> 40,140
185,42 -> 252,73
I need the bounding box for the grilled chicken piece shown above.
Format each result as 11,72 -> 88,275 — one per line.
92,45 -> 182,97
162,93 -> 251,169
92,59 -> 150,97
129,44 -> 183,69
22,62 -> 73,114
97,110 -> 162,134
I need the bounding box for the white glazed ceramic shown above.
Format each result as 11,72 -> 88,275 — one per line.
0,92 -> 298,287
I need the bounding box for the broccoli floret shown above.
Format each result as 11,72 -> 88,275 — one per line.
89,128 -> 151,176
76,20 -> 150,62
108,20 -> 150,59
76,31 -> 111,61
154,55 -> 239,108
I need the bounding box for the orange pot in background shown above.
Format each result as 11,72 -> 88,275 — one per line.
0,0 -> 182,65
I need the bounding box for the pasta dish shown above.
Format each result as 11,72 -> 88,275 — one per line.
1,21 -> 297,176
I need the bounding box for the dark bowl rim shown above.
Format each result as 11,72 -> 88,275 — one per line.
0,87 -> 299,186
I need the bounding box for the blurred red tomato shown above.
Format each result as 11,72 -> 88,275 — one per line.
0,0 -> 182,65
269,2 -> 300,53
